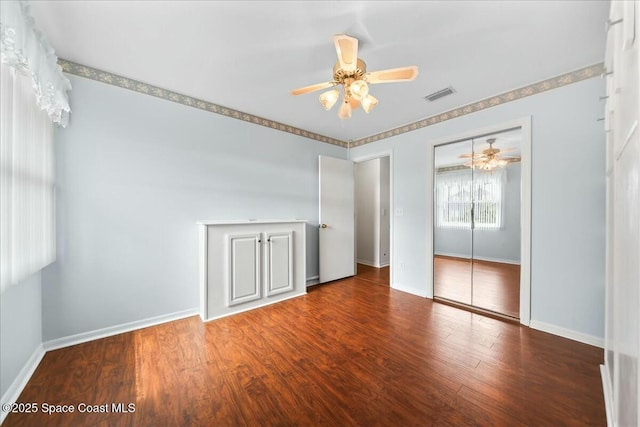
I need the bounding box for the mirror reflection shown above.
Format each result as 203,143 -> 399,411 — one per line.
433,128 -> 522,319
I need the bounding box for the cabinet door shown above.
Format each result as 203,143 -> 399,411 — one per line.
227,233 -> 261,306
265,231 -> 293,296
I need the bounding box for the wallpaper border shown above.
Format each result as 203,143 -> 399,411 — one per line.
58,59 -> 603,149
57,59 -> 348,148
350,63 -> 605,147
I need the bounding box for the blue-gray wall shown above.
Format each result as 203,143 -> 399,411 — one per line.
1,273 -> 42,399
42,75 -> 346,341
434,163 -> 521,263
351,77 -> 605,340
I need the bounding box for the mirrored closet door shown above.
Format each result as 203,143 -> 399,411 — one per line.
433,128 -> 522,319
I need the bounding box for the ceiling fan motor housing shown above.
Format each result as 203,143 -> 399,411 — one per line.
332,59 -> 367,84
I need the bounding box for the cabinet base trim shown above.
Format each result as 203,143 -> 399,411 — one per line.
203,292 -> 307,323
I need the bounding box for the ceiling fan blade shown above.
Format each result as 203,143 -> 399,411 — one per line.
459,153 -> 489,159
497,147 -> 516,153
333,34 -> 359,72
291,82 -> 336,96
365,66 -> 418,84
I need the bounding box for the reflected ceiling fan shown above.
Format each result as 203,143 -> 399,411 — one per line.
459,138 -> 520,171
291,34 -> 418,119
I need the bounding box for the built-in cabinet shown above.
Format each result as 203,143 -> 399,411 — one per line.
199,220 -> 306,321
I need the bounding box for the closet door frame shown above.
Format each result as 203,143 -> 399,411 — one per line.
426,117 -> 532,325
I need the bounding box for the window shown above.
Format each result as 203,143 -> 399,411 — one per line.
0,64 -> 55,291
435,169 -> 505,229
1,2 -> 70,292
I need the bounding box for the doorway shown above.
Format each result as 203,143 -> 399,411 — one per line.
430,121 -> 531,322
353,154 -> 392,287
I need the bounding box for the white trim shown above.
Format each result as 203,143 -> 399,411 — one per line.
600,365 -> 614,427
426,117 -> 532,323
356,259 -> 389,268
529,320 -> 604,348
199,225 -> 208,321
0,344 -> 45,425
519,116 -> 532,326
43,308 -> 199,351
202,292 -> 306,322
197,219 -> 309,225
391,283 -> 429,298
306,275 -> 320,287
434,252 -> 521,265
350,149 -> 394,289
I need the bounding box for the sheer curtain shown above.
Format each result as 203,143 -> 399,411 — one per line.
0,1 -> 71,292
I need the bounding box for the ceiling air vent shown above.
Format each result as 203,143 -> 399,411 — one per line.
425,86 -> 455,102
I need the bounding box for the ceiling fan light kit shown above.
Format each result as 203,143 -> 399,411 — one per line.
349,79 -> 369,101
361,94 -> 378,114
319,89 -> 340,110
291,34 -> 418,119
460,138 -> 521,171
338,100 -> 353,120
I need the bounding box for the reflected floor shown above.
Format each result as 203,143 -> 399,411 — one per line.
434,255 -> 520,318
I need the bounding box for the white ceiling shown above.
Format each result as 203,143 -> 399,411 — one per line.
29,1 -> 610,142
434,127 -> 522,167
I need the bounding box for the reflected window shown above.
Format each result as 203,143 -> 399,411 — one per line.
435,169 -> 505,229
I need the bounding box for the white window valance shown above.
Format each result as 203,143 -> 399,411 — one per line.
0,0 -> 71,127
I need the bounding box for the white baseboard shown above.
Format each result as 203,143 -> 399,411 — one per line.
529,320 -> 604,348
434,252 -> 520,265
0,344 -> 45,425
600,365 -> 614,427
356,259 -> 378,268
391,283 -> 428,298
43,308 -> 199,352
306,275 -> 320,287
356,259 -> 390,268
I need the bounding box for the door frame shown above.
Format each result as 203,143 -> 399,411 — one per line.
426,117 -> 532,326
350,150 -> 394,289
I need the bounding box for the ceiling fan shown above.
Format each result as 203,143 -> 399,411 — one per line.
290,34 -> 418,119
459,138 -> 521,171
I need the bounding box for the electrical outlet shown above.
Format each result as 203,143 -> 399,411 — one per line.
395,208 -> 404,217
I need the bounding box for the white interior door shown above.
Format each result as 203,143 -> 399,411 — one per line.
319,155 -> 355,283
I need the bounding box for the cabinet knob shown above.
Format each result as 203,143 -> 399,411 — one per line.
320,224 -> 328,229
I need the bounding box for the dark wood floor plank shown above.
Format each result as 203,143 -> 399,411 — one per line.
4,266 -> 605,426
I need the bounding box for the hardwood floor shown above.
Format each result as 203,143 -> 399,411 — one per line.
434,255 -> 520,318
356,263 -> 389,286
5,277 -> 604,426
